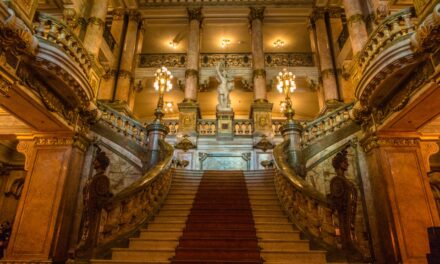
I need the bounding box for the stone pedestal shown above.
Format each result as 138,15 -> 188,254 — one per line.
4,134 -> 88,262
216,110 -> 234,141
250,101 -> 273,149
177,101 -> 200,149
280,120 -> 305,177
360,134 -> 440,264
145,121 -> 169,169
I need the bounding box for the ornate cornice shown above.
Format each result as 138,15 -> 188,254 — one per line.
249,6 -> 265,22
187,7 -> 203,23
360,134 -> 419,153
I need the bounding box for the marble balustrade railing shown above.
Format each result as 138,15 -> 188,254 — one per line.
302,103 -> 354,147
34,13 -> 93,79
98,102 -> 148,147
75,140 -> 174,258
233,119 -> 253,135
272,141 -> 339,249
198,119 -> 217,135
163,119 -> 179,136
351,8 -> 416,90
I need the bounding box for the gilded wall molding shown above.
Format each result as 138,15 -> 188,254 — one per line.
87,17 -> 105,27
0,77 -> 11,97
128,10 -> 141,23
411,3 -> 440,53
420,141 -> 440,172
360,134 -> 419,153
138,54 -> 187,68
112,9 -> 126,21
139,0 -> 313,7
16,140 -> 34,171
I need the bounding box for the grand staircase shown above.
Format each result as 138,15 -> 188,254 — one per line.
92,170 -> 327,264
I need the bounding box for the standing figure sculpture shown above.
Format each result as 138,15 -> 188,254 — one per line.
215,62 -> 233,111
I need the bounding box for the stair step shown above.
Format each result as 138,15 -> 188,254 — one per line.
91,260 -> 169,264
129,238 -> 179,249
259,240 -> 310,251
139,230 -> 182,239
257,231 -> 301,240
261,251 -> 326,263
112,248 -> 174,261
256,224 -> 295,232
174,247 -> 261,260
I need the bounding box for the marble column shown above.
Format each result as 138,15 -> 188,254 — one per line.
248,6 -> 273,147
342,0 -> 369,55
249,6 -> 267,102
178,8 -> 202,142
83,0 -> 109,59
129,19 -> 146,110
307,21 -> 325,110
312,9 -> 340,109
4,134 -> 88,262
360,134 -> 440,264
98,9 -> 125,101
183,7 -> 202,102
114,10 -> 140,113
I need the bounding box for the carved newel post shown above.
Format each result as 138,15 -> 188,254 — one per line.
277,69 -> 305,177
146,67 -> 171,168
329,149 -> 367,262
75,148 -> 112,259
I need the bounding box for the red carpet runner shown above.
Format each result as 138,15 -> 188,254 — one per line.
171,171 -> 262,263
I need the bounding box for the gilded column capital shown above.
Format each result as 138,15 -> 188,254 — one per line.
187,7 -> 203,23
347,13 -> 365,26
249,6 -> 265,22
63,8 -> 81,29
128,10 -> 141,23
112,8 -> 126,21
87,16 -> 105,27
328,7 -> 344,18
253,69 -> 266,79
185,69 -> 199,78
310,8 -> 326,22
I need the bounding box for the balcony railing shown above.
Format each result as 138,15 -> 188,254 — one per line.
233,119 -> 253,135
198,119 -> 217,135
138,53 -> 315,68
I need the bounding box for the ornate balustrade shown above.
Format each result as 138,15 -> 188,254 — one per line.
234,119 -> 253,135
198,119 -> 217,135
31,13 -> 100,111
75,140 -> 174,258
272,119 -> 284,136
302,103 -> 354,147
138,53 -> 315,68
351,8 -> 417,106
272,141 -> 339,249
98,102 -> 148,147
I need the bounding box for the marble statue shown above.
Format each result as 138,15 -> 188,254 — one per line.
215,62 -> 233,111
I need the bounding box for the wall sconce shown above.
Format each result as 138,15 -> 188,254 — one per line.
221,39 -> 231,48
273,39 -> 285,48
169,41 -> 178,49
164,101 -> 174,113
279,101 -> 287,113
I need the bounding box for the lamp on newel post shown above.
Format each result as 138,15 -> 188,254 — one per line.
146,66 -> 172,167
277,69 -> 305,177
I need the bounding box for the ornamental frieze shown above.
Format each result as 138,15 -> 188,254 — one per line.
139,0 -> 313,7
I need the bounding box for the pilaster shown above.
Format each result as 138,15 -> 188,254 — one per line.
83,0 -> 110,59
249,6 -> 267,102
3,134 -> 89,263
360,133 -> 440,264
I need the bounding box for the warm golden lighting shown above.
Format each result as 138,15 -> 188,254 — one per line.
279,101 -> 287,113
273,39 -> 285,48
164,101 -> 174,112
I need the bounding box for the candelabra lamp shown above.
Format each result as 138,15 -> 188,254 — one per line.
277,69 -> 305,177
146,67 -> 173,167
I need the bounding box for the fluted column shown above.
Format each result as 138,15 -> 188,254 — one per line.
312,9 -> 340,107
83,0 -> 109,59
184,7 -> 202,102
114,10 -> 140,112
98,9 -> 125,101
249,6 -> 267,102
342,0 -> 369,55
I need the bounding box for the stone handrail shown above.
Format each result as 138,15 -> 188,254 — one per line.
302,103 -> 354,146
351,7 -> 416,89
234,119 -> 253,135
98,102 -> 148,147
33,12 -> 93,79
273,141 -> 339,249
198,119 -> 217,135
76,140 -> 174,258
